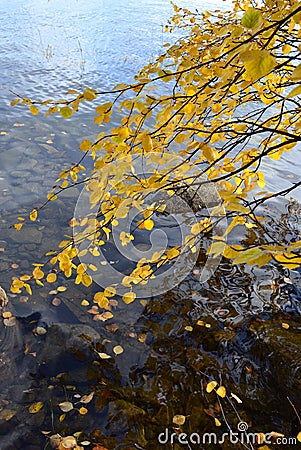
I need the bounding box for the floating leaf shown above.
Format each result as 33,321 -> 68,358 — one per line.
122,292 -> 136,304
57,286 -> 67,292
97,352 -> 111,359
80,392 -> 94,404
214,417 -> 222,427
29,401 -> 43,414
46,273 -> 57,283
113,345 -> 124,355
79,407 -> 88,415
60,436 -> 77,448
59,401 -> 74,412
173,414 -> 186,426
297,431 -> 301,442
0,409 -> 16,421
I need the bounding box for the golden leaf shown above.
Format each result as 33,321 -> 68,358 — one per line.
172,414 -> 186,426
46,273 -> 57,283
122,292 -> 136,304
206,381 -> 218,393
241,8 -> 262,28
113,345 -> 124,355
29,401 -> 43,414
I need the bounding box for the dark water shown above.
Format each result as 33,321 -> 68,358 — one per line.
0,1 -> 301,449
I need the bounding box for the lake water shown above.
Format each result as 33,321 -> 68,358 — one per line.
0,1 -> 301,449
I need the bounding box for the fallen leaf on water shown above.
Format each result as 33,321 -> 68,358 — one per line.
282,322 -> 290,329
57,286 -> 67,292
97,352 -> 111,360
0,409 -> 16,420
297,431 -> 301,442
173,414 -> 186,426
113,345 -> 124,355
59,401 -> 74,412
52,297 -> 61,306
29,401 -> 43,414
3,317 -> 17,327
59,436 -> 77,448
138,333 -> 147,343
80,392 -> 94,404
78,407 -> 88,415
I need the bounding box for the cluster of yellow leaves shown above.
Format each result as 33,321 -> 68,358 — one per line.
9,0 -> 301,299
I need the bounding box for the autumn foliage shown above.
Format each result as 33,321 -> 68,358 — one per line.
10,0 -> 301,300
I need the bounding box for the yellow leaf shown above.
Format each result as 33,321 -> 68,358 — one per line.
241,8 -> 262,28
297,431 -> 301,442
59,413 -> 66,422
233,248 -> 263,264
98,352 -> 111,359
94,292 -> 109,309
173,414 -> 186,426
24,283 -> 32,295
59,401 -> 74,412
57,286 -> 67,292
79,407 -> 88,415
206,381 -> 218,393
79,140 -> 93,151
10,99 -> 20,106
46,273 -> 57,283
141,134 -> 153,152
29,105 -> 39,115
60,106 -> 73,119
241,50 -> 276,81
29,401 -> 43,414
33,267 -> 44,280
216,386 -> 226,398
81,299 -> 89,306
29,209 -> 38,221
113,345 -> 124,355
214,418 -> 222,427
287,85 -> 301,98
144,219 -> 154,230
122,292 -> 136,304
13,223 -> 23,231
292,64 -> 301,81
